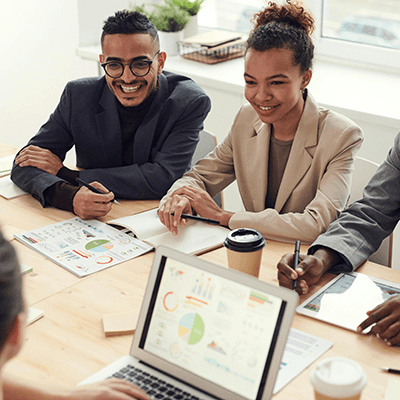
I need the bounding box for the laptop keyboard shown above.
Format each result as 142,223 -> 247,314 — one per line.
110,364 -> 206,400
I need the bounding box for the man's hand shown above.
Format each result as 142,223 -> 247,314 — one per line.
14,145 -> 63,175
277,248 -> 339,294
357,295 -> 400,346
63,379 -> 150,400
73,182 -> 114,220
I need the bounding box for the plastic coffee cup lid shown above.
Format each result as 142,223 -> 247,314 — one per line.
224,228 -> 266,253
310,357 -> 367,398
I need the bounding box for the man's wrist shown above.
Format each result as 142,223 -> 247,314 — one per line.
313,248 -> 343,274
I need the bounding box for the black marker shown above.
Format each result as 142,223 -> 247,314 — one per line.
170,212 -> 220,225
75,178 -> 120,205
292,240 -> 301,290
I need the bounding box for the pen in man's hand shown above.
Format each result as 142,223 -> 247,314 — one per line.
170,212 -> 220,225
75,178 -> 120,205
292,240 -> 301,290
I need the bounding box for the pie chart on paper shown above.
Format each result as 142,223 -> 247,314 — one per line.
85,239 -> 114,253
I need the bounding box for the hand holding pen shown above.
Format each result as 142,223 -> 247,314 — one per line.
76,178 -> 120,205
170,212 -> 220,225
72,179 -> 117,220
291,240 -> 301,290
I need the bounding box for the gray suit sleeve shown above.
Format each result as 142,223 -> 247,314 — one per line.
309,131 -> 400,271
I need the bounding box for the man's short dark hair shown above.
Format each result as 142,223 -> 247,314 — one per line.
0,230 -> 23,352
101,10 -> 159,48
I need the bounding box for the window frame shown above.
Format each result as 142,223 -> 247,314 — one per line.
306,0 -> 400,73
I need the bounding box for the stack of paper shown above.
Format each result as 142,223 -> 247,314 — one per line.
0,154 -> 27,199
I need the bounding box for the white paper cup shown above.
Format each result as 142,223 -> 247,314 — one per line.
224,228 -> 265,277
310,357 -> 367,400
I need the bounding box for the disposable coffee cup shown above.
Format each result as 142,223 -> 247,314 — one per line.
310,357 -> 367,400
224,228 -> 266,277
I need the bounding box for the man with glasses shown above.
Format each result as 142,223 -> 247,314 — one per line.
11,10 -> 210,220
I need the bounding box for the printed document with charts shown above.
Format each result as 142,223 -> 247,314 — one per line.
108,208 -> 229,255
14,218 -> 152,277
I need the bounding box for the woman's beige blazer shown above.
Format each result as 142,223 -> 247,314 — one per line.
161,93 -> 364,243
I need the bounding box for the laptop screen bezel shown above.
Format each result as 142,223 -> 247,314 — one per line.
131,246 -> 298,400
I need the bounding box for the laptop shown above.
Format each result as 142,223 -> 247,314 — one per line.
80,245 -> 298,400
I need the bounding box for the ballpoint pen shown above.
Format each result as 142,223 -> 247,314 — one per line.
75,178 -> 120,205
170,212 -> 220,225
381,367 -> 400,374
292,240 -> 301,290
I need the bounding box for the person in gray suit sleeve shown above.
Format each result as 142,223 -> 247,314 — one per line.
278,131 -> 400,346
11,10 -> 210,220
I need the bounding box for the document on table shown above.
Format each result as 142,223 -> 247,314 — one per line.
0,154 -> 15,177
27,308 -> 44,325
14,217 -> 153,277
0,154 -> 27,199
273,328 -> 333,394
385,379 -> 400,400
0,176 -> 27,199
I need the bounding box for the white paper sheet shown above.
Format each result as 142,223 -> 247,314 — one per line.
0,176 -> 27,199
273,328 -> 333,394
27,307 -> 44,325
384,379 -> 400,400
0,154 -> 15,177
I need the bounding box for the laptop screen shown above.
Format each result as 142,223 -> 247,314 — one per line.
139,255 -> 286,400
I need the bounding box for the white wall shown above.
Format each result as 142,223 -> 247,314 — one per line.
0,0 -> 140,151
0,1 -> 93,149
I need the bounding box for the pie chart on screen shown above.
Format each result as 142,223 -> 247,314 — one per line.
178,313 -> 204,345
85,239 -> 114,253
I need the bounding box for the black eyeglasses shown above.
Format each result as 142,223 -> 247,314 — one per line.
101,51 -> 160,78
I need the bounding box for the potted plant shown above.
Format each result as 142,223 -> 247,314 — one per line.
171,0 -> 204,38
133,2 -> 191,55
171,0 -> 204,16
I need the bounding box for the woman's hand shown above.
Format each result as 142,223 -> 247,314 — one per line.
159,185 -> 233,235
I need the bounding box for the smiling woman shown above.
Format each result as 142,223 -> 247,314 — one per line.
158,0 -> 364,245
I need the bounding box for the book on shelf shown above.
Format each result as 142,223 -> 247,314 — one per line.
181,30 -> 243,48
107,208 -> 229,256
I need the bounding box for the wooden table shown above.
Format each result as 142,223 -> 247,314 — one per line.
2,144 -> 400,399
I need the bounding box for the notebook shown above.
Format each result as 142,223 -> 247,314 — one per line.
80,246 -> 298,400
108,208 -> 229,255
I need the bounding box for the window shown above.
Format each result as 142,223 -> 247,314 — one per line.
308,0 -> 400,71
197,0 -> 265,34
197,0 -> 400,72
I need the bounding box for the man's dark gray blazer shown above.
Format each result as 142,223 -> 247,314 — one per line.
309,131 -> 400,272
11,71 -> 211,206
